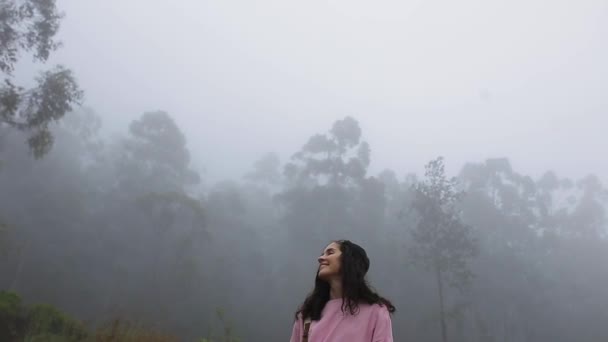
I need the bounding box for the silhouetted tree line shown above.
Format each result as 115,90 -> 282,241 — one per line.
1,109 -> 607,342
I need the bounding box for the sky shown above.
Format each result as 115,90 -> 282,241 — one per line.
41,0 -> 608,183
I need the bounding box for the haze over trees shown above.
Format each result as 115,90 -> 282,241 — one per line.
1,109 -> 607,341
1,1 -> 607,341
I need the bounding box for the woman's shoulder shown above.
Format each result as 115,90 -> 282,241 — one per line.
358,302 -> 391,317
360,302 -> 393,335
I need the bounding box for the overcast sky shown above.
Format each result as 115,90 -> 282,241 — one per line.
45,0 -> 607,183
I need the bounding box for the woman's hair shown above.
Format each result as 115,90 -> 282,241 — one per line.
295,240 -> 396,321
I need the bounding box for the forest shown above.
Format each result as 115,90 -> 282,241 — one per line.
1,1 -> 607,341
2,109 -> 607,341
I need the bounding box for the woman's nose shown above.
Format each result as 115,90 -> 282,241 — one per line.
318,256 -> 325,263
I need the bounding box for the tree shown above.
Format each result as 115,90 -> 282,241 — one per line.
244,152 -> 281,188
274,117 -> 385,314
278,116 -> 379,244
0,0 -> 82,158
408,157 -> 478,342
116,111 -> 200,195
284,116 -> 370,187
568,175 -> 607,238
458,159 -> 547,341
0,219 -> 8,256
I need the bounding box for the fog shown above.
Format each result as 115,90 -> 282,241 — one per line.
1,0 -> 607,341
50,0 -> 608,182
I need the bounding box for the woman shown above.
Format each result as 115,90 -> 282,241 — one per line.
290,240 -> 395,342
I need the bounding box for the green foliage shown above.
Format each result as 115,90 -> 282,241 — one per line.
0,291 -> 185,341
26,304 -> 88,341
0,0 -> 83,158
0,291 -> 88,341
0,291 -> 25,340
0,291 -> 21,316
0,0 -> 62,72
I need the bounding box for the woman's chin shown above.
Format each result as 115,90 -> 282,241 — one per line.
317,271 -> 333,281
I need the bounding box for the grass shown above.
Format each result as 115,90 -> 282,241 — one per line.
1,290 -> 240,341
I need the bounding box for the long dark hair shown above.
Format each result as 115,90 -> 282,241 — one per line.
295,240 -> 396,321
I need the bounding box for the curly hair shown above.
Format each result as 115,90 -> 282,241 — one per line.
295,240 -> 396,321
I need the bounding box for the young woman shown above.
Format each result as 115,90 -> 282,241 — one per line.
290,240 -> 395,342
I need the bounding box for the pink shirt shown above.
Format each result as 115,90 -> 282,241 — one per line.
289,299 -> 394,342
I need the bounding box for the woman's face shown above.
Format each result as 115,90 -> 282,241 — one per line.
317,242 -> 342,281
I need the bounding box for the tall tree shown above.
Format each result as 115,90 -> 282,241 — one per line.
0,0 -> 83,158
275,116 -> 383,314
408,157 -> 478,342
284,116 -> 370,187
458,158 -> 547,341
278,116 -> 380,244
115,110 -> 200,195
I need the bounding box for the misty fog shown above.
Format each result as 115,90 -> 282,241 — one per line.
1,0 -> 607,341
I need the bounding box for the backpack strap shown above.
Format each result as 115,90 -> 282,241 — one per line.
302,317 -> 311,342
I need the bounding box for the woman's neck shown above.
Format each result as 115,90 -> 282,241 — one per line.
329,278 -> 343,299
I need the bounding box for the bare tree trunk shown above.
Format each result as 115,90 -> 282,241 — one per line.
435,263 -> 448,342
